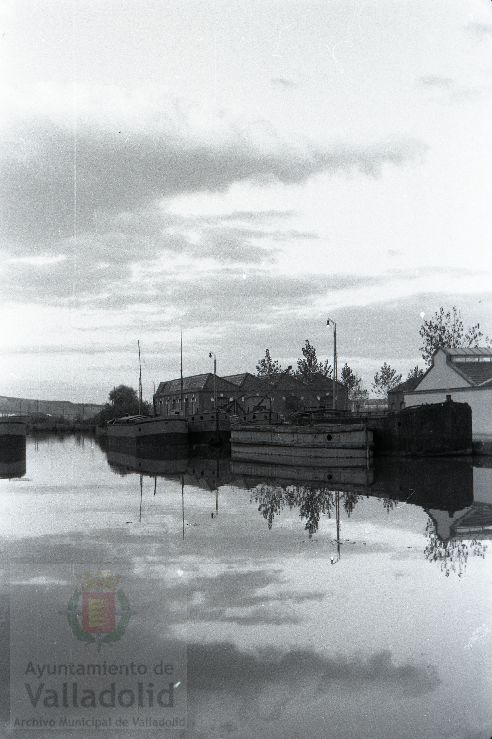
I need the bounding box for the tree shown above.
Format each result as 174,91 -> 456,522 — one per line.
372,362 -> 402,397
256,349 -> 286,378
340,363 -> 369,402
296,340 -> 332,385
419,306 -> 490,365
95,385 -> 152,424
406,365 -> 425,383
109,385 -> 140,412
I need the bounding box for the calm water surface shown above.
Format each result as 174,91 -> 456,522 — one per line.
1,435 -> 491,739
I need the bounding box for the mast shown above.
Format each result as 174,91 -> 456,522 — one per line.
180,329 -> 184,416
138,340 -> 143,415
327,318 -> 337,412
181,474 -> 185,540
334,322 -> 337,410
139,474 -> 143,522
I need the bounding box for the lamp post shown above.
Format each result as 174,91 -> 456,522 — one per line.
209,351 -> 218,433
327,318 -> 337,411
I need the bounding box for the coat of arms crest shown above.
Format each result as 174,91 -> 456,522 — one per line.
66,572 -> 131,650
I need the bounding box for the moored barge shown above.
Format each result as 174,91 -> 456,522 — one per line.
231,423 -> 373,467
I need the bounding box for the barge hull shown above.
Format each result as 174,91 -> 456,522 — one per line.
231,445 -> 371,467
231,423 -> 372,467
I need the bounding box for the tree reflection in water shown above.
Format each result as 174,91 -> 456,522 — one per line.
382,497 -> 399,513
252,483 -> 488,577
253,485 -> 348,538
344,492 -> 359,517
424,519 -> 487,578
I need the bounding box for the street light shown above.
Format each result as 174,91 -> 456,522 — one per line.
326,318 -> 337,411
209,351 -> 218,434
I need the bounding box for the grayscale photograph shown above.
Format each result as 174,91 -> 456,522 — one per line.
1,1 -> 491,737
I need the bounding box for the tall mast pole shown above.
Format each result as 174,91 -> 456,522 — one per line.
336,491 -> 340,562
327,319 -> 337,411
181,475 -> 185,540
138,340 -> 143,415
333,322 -> 337,411
209,352 -> 218,435
180,329 -> 184,416
139,474 -> 143,522
213,355 -> 218,434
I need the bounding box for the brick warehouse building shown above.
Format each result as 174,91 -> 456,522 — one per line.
154,374 -> 239,417
155,371 -> 348,418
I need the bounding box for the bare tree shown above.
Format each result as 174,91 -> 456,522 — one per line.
419,306 -> 490,365
372,362 -> 402,397
406,365 -> 425,383
340,362 -> 369,402
256,349 -> 286,378
296,340 -> 332,385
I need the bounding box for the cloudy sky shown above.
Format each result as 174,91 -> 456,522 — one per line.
1,0 -> 491,403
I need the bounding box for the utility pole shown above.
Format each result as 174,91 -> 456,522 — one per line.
327,318 -> 337,411
180,330 -> 184,416
138,340 -> 142,415
209,352 -> 218,435
181,475 -> 185,540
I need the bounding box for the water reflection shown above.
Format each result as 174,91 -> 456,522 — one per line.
4,437 -> 492,737
100,441 -> 492,577
424,519 -> 486,577
0,446 -> 26,480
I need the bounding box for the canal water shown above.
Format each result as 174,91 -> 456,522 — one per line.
1,435 -> 491,739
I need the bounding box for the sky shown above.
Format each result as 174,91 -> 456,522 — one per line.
0,0 -> 491,403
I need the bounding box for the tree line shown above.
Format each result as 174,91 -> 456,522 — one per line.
256,305 -> 490,399
97,305 -> 490,419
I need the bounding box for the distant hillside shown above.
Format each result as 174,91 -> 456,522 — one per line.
0,395 -> 104,420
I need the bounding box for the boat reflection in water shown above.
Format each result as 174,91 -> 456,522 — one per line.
102,440 -> 232,488
0,456 -> 26,479
101,439 -> 491,575
0,417 -> 27,479
233,456 -> 490,576
105,445 -> 189,478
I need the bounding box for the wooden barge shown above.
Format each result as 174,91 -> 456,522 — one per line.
98,415 -> 188,454
283,399 -> 472,457
231,423 -> 373,468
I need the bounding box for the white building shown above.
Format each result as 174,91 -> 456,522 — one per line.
404,347 -> 492,454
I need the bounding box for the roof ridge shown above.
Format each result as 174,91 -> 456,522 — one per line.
443,346 -> 492,355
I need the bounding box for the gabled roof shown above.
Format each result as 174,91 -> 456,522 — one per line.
257,373 -> 306,390
156,373 -> 238,395
253,373 -> 345,393
222,372 -> 260,388
441,346 -> 492,386
309,375 -> 346,391
156,373 -> 210,395
452,362 -> 492,386
388,376 -> 422,395
442,346 -> 492,357
413,346 -> 492,389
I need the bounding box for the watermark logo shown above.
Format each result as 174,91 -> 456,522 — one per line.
11,563 -> 187,732
66,572 -> 130,650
